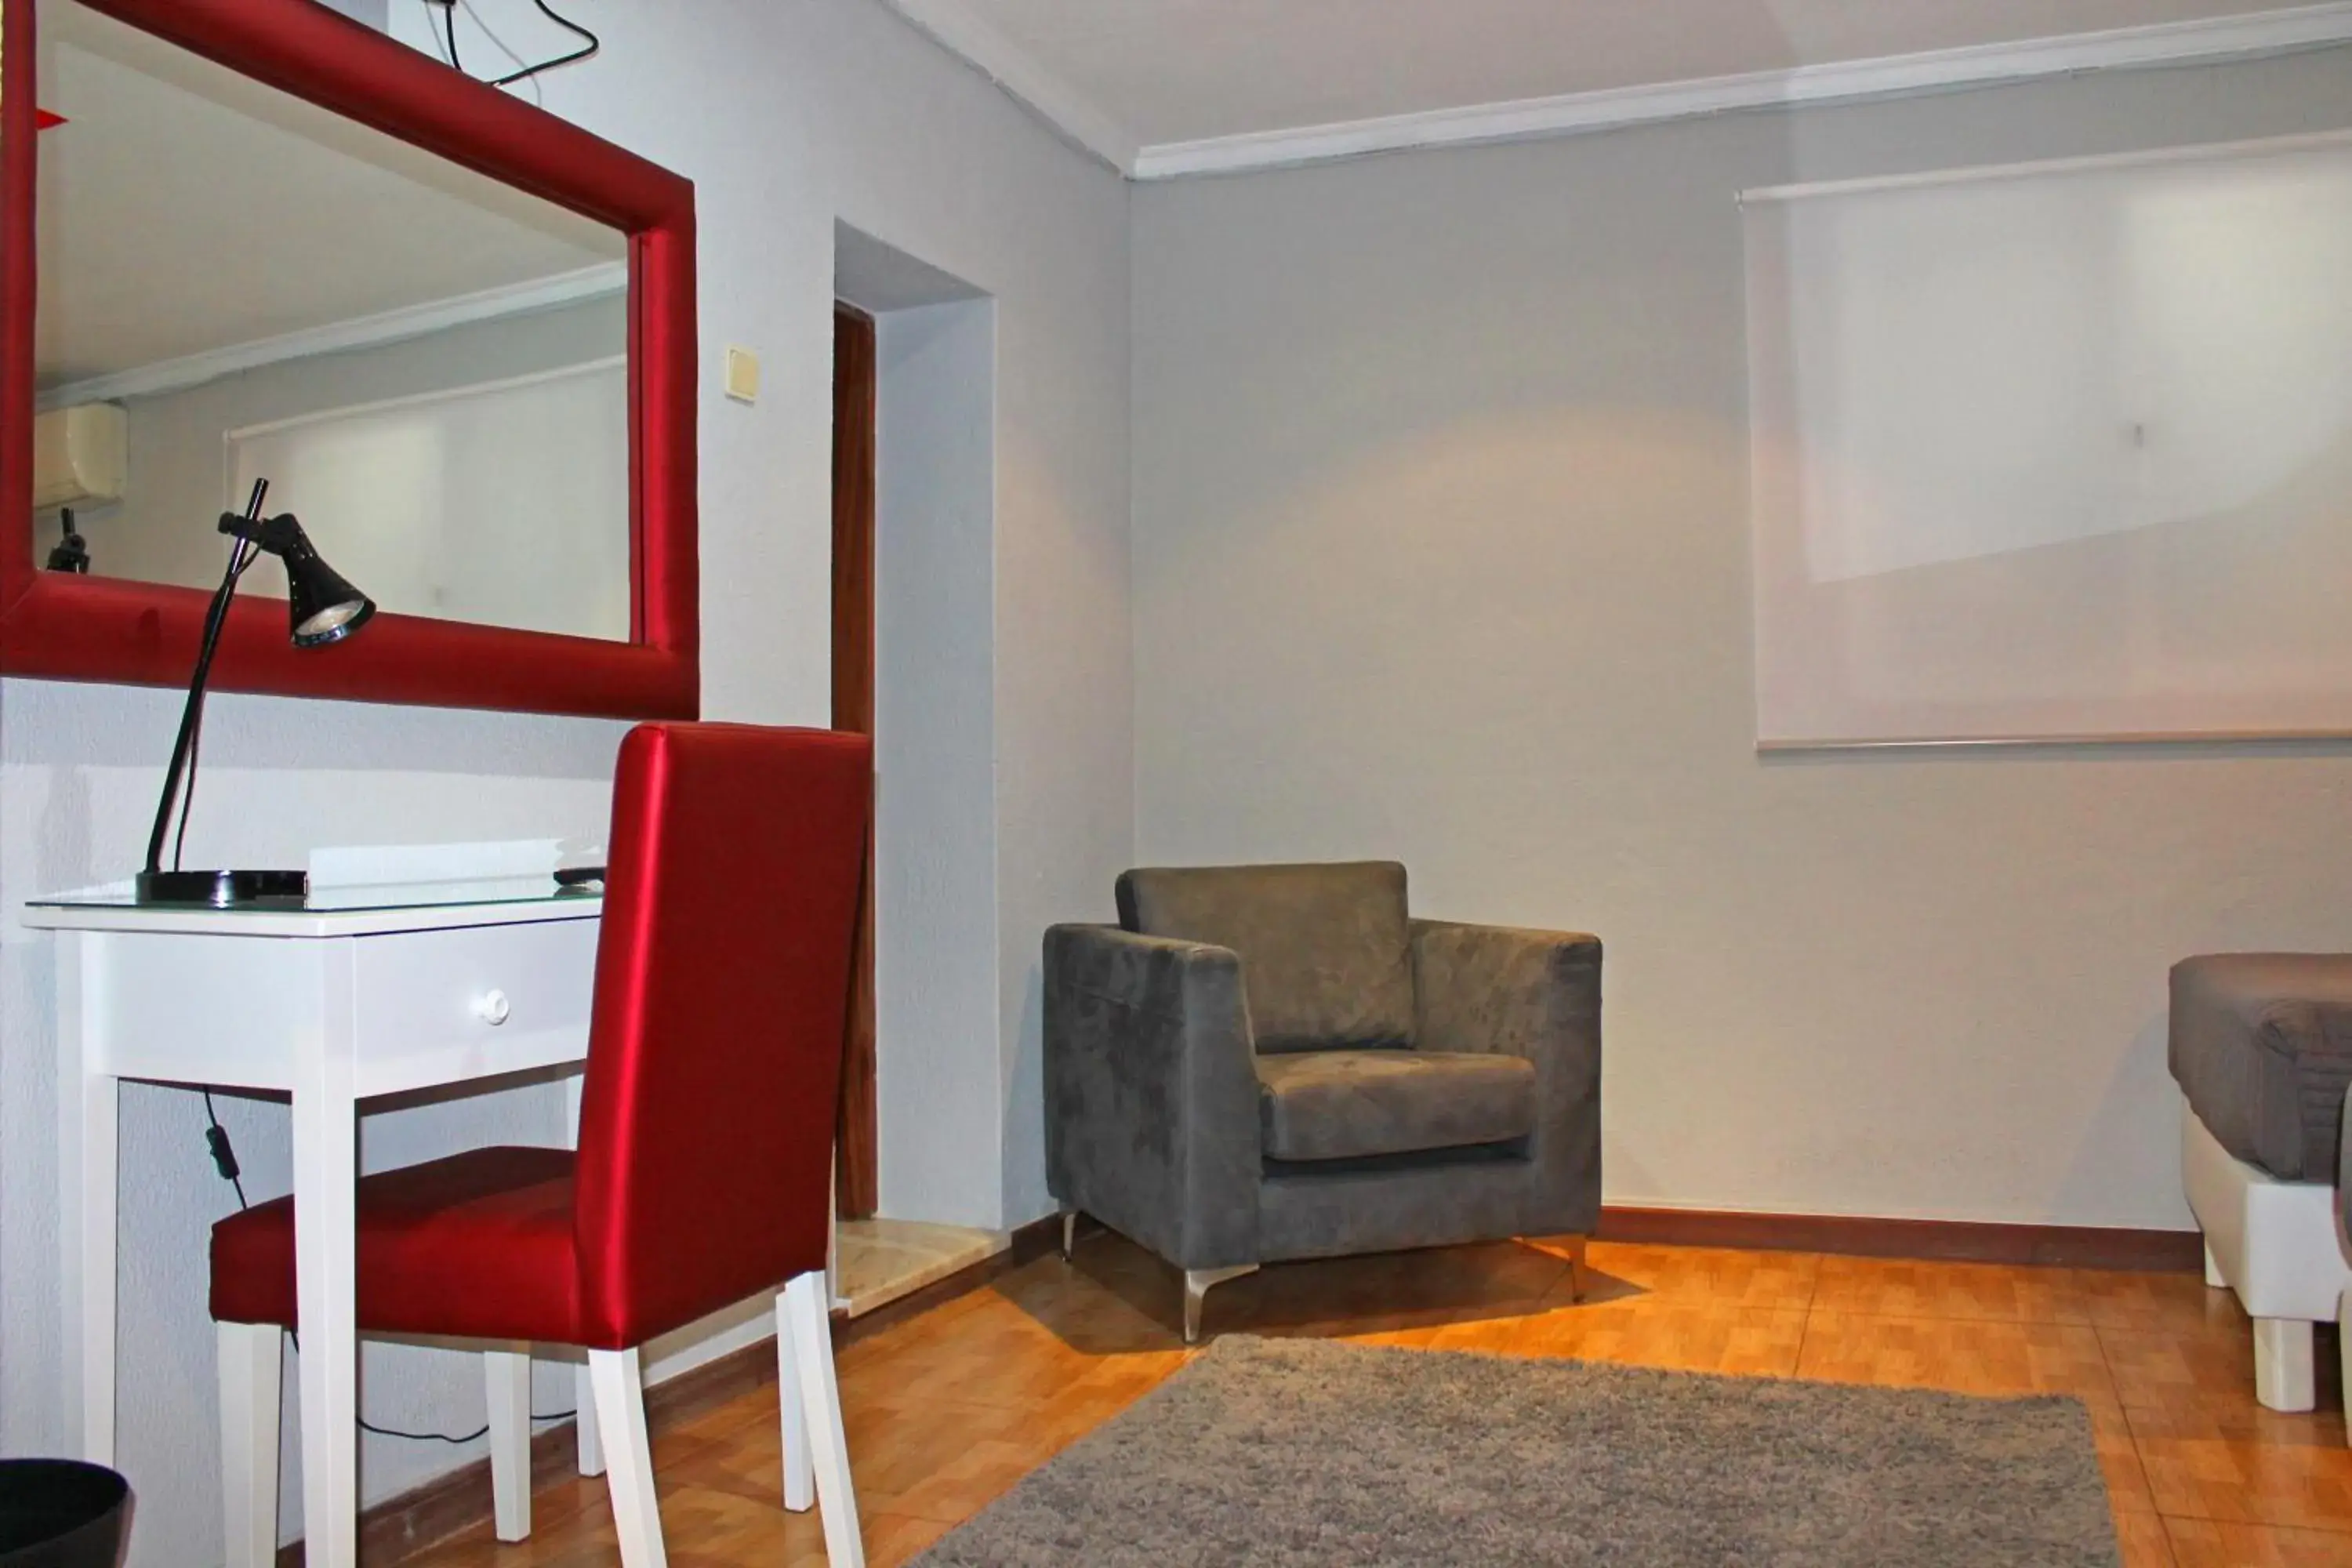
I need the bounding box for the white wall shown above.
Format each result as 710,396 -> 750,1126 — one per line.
0,1 -> 1130,1561
314,0 -> 387,31
867,296 -> 1004,1230
1131,47 -> 2352,1234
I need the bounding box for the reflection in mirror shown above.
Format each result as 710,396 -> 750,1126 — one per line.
31,0 -> 633,641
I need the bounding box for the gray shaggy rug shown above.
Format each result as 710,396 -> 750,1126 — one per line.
913,1335 -> 2118,1567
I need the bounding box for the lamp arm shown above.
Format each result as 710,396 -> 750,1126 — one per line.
143,543 -> 249,876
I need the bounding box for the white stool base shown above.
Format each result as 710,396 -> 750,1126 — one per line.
2181,1099 -> 2352,1414
2252,1317 -> 2318,1413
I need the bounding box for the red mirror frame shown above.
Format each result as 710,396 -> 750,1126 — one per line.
0,0 -> 697,718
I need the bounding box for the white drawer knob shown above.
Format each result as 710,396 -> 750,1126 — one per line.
474,989 -> 512,1026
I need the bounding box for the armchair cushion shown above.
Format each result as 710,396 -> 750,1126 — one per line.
1117,861 -> 1415,1052
1255,1049 -> 1537,1162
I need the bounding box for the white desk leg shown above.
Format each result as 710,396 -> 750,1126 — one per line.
56,931 -> 117,1465
293,946 -> 361,1568
564,1071 -> 604,1477
78,1070 -> 118,1466
484,1348 -> 533,1541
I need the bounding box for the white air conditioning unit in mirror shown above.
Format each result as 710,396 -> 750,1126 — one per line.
33,404 -> 128,511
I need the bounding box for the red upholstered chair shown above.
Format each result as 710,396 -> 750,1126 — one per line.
209,724 -> 873,1568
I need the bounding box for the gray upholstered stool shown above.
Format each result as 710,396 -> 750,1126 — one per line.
2170,953 -> 2352,1412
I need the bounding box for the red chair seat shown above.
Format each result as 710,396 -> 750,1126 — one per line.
209,1146 -> 589,1345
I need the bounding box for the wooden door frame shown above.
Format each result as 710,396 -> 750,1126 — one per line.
832,303 -> 879,1218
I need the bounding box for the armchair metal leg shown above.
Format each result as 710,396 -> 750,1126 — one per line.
1182,1265 -> 1258,1344
1060,1207 -> 1078,1263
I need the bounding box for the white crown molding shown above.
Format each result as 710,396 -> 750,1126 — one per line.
1740,123 -> 2352,203
38,263 -> 627,412
882,0 -> 1140,175
1128,2 -> 2352,180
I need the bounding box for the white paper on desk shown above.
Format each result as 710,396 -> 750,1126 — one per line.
308,839 -> 566,891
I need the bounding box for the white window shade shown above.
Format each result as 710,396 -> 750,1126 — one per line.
1745,132 -> 2352,746
227,358 -> 631,642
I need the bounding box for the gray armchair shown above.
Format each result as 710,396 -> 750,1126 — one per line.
1044,861 -> 1601,1340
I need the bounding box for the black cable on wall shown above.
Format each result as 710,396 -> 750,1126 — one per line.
419,0 -> 600,89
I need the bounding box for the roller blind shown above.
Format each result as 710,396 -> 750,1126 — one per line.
1744,132 -> 2352,745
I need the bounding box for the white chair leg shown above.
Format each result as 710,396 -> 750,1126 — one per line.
588,1347 -> 667,1568
2252,1317 -> 2318,1412
575,1361 -> 605,1477
784,1269 -> 864,1568
2204,1239 -> 2227,1289
216,1322 -> 281,1568
484,1348 -> 532,1542
775,1291 -> 813,1512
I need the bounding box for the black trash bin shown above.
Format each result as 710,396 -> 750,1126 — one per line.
0,1461 -> 129,1568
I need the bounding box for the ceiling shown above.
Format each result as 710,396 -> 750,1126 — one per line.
888,0 -> 2352,176
35,1 -> 623,392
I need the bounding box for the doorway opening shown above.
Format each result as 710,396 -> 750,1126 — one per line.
830,223 -> 1005,1316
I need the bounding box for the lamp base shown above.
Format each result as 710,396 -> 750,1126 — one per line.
134,869 -> 309,908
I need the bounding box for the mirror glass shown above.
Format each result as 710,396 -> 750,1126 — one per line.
31,1 -> 633,641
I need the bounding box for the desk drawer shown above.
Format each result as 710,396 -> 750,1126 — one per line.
352,920 -> 597,1091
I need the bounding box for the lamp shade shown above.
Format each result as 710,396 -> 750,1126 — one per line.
273,524 -> 375,647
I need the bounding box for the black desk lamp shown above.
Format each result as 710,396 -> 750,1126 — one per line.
136,480 -> 376,906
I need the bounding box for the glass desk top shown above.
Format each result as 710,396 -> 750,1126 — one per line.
27,876 -> 603,916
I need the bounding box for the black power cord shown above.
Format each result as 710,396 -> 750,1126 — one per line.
200,1092 -> 250,1209
419,0 -> 598,89
360,1405 -> 578,1446
201,1106 -> 577,1442
489,1 -> 599,89
419,0 -> 460,71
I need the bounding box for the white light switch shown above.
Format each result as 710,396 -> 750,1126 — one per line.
724,347 -> 760,404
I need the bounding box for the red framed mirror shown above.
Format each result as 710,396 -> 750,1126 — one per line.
0,0 -> 697,718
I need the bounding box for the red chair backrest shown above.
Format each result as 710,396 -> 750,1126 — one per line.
570,723 -> 872,1347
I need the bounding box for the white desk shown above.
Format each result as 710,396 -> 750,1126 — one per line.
25,882 -> 604,1568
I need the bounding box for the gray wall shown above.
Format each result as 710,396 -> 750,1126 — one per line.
316,0 -> 389,29
0,0 -> 1131,1560
1131,47 -> 2352,1232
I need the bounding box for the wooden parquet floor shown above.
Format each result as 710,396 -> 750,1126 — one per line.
395,1233 -> 2352,1567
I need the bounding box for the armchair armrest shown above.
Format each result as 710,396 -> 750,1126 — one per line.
1043,924 -> 1263,1270
1410,919 -> 1602,1234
